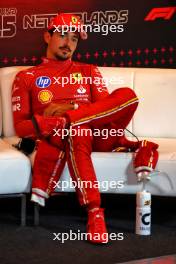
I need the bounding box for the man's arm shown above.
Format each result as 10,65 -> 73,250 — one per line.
43,102 -> 75,117
12,71 -> 66,139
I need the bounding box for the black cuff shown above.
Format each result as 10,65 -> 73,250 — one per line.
13,138 -> 36,155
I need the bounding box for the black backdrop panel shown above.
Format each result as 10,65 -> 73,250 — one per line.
0,0 -> 175,68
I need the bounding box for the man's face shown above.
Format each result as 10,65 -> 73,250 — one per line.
45,31 -> 79,60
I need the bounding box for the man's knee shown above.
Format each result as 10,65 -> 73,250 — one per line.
112,87 -> 138,102
68,125 -> 93,152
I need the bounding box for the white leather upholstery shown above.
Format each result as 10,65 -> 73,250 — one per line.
98,67 -> 134,134
0,67 -> 31,195
0,139 -> 31,194
0,88 -> 2,136
59,138 -> 176,196
98,67 -> 135,92
0,66 -> 176,197
0,66 -> 31,137
133,68 -> 176,138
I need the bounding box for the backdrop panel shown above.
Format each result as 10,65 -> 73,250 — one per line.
0,0 -> 175,68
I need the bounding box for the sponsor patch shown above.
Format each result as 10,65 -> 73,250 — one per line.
26,71 -> 34,76
12,96 -> 20,102
12,103 -> 21,112
77,85 -> 87,94
38,90 -> 53,104
36,76 -> 51,88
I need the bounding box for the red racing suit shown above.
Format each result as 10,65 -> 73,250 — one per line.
12,57 -> 159,207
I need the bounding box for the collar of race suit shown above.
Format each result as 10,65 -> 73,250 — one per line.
41,57 -> 73,68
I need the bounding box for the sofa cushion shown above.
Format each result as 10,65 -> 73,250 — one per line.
3,136 -> 176,196
0,139 -> 31,194
55,137 -> 176,196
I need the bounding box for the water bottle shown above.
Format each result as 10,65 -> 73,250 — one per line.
136,190 -> 151,235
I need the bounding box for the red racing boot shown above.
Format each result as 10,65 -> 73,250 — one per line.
87,208 -> 108,244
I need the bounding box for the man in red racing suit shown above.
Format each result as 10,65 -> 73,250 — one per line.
12,13 -> 159,244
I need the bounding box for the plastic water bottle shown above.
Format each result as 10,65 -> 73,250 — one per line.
135,169 -> 173,235
136,189 -> 151,235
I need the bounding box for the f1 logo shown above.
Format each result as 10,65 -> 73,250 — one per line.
145,7 -> 176,21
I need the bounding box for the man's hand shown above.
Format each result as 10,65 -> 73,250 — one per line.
33,114 -> 67,138
44,103 -> 74,117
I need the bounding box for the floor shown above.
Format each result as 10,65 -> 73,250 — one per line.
0,193 -> 176,264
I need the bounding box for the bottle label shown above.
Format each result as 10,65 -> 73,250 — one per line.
136,207 -> 151,235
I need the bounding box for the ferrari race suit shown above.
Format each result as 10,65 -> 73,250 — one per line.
12,57 -> 159,207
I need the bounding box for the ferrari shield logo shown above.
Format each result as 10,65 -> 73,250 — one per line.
72,16 -> 78,24
72,72 -> 83,82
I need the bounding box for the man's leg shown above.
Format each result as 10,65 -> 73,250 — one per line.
66,87 -> 138,128
31,139 -> 66,207
66,124 -> 100,208
65,88 -> 138,243
66,124 -> 108,244
67,87 -> 158,174
66,87 -> 139,204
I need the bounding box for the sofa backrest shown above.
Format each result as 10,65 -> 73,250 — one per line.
99,67 -> 176,138
0,66 -> 31,137
0,88 -> 2,136
133,68 -> 176,138
0,66 -> 175,138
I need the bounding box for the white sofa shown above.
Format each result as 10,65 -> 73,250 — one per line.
0,67 -> 31,225
0,66 -> 176,223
